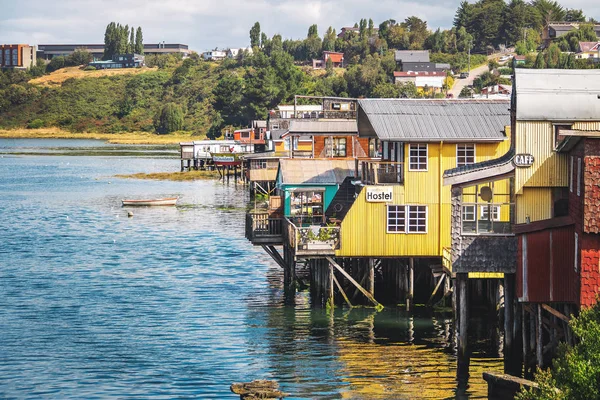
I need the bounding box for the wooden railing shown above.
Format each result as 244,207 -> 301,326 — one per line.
442,247 -> 453,274
358,161 -> 404,185
286,218 -> 340,256
245,212 -> 284,243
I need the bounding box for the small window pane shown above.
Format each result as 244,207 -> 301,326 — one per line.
409,144 -> 427,170
387,205 -> 405,233
456,144 -> 475,167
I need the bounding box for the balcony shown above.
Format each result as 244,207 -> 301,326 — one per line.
358,160 -> 404,185
460,202 -> 514,235
286,218 -> 340,257
245,212 -> 284,245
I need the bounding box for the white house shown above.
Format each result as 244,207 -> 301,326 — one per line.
202,50 -> 227,61
227,47 -> 253,59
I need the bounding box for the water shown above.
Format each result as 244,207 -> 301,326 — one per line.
0,139 -> 502,399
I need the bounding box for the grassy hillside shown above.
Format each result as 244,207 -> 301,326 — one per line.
0,59 -> 221,136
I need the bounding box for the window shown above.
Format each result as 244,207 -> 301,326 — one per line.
577,158 -> 582,196
462,205 -> 475,221
241,131 -> 250,139
387,205 -> 406,232
409,144 -> 427,171
570,156 -> 574,192
480,205 -> 500,221
408,205 -> 427,233
327,137 -> 347,157
251,160 -> 267,169
456,144 -> 475,167
387,205 -> 427,233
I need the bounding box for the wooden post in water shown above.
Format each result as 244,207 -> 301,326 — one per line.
328,262 -> 334,308
504,273 -> 519,375
368,258 -> 375,296
407,258 -> 414,311
456,273 -> 470,386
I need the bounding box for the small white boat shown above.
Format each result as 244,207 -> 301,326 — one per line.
121,197 -> 178,206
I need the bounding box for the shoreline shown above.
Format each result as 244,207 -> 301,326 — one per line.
115,170 -> 220,181
0,128 -> 202,145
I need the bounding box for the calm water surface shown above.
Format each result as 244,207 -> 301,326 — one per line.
0,139 -> 501,399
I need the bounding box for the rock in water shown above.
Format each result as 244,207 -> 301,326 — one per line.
230,380 -> 289,399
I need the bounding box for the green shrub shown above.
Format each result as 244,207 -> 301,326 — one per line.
154,103 -> 184,134
83,66 -> 96,71
27,119 -> 45,129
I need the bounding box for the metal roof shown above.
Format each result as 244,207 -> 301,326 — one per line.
443,149 -> 515,187
286,119 -> 357,135
357,99 -> 510,142
278,159 -> 355,185
515,69 -> 600,121
394,50 -> 430,63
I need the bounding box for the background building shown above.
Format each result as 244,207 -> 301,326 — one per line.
37,43 -> 189,60
0,44 -> 36,69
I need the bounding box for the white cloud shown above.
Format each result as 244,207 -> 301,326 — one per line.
0,0 -> 598,51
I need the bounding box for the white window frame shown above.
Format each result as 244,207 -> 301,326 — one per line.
462,205 -> 476,221
480,205 -> 500,221
408,143 -> 428,171
387,205 -> 406,233
387,205 -> 427,234
456,144 -> 476,167
574,232 -> 579,273
577,157 -> 582,196
407,205 -> 427,233
570,156 -> 574,192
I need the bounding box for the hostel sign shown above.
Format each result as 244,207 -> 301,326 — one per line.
365,186 -> 393,202
514,153 -> 535,168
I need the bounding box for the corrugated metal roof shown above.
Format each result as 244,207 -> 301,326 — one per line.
515,69 -> 600,121
394,50 -> 430,63
279,159 -> 355,185
358,99 -> 510,142
287,119 -> 358,135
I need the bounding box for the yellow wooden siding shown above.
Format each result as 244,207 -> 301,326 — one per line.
468,272 -> 504,279
515,121 -> 568,194
516,187 -> 552,223
274,141 -> 313,153
337,138 -> 510,258
572,121 -> 600,131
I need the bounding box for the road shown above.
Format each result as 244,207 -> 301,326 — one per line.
448,53 -> 512,98
448,63 -> 490,98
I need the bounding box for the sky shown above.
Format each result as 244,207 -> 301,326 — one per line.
1,0 -> 599,52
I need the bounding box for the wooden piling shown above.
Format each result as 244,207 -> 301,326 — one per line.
504,274 -> 519,375
456,273 -> 470,385
407,258 -> 414,311
536,304 -> 543,368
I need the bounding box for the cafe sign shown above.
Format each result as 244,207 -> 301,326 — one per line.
514,153 -> 535,168
365,186 -> 393,202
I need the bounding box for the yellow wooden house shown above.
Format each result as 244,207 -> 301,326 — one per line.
335,99 -> 511,261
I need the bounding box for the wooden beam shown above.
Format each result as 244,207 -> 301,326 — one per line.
326,257 -> 383,310
262,245 -> 286,269
332,272 -> 353,308
541,304 -> 570,323
427,274 -> 446,306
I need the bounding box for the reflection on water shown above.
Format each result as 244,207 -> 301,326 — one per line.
0,139 -> 502,399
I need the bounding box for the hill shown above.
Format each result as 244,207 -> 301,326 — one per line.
29,66 -> 158,87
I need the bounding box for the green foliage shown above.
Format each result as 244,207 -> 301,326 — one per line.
84,66 -> 96,71
459,86 -> 473,98
154,102 -> 184,134
517,301 -> 600,400
27,119 -> 45,129
250,22 -> 261,48
103,22 -> 136,60
135,27 -> 144,54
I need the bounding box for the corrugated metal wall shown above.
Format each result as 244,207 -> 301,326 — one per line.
515,121 -> 568,194
337,139 -> 509,258
517,225 -> 578,303
516,188 -> 552,223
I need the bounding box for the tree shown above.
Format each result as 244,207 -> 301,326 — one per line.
213,72 -> 246,126
565,8 -> 586,22
154,103 -> 184,134
402,16 -> 429,50
531,0 -> 566,31
103,22 -> 133,60
250,22 -> 261,48
322,26 -> 337,52
129,28 -> 135,54
517,301 -> 600,400
69,49 -> 93,65
135,27 -> 143,54
308,24 -> 319,38
515,40 -> 529,55
501,0 -> 531,46
454,1 -> 473,29
457,26 -> 473,53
